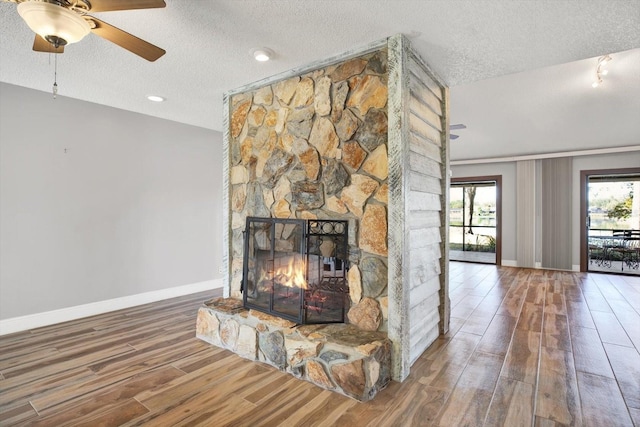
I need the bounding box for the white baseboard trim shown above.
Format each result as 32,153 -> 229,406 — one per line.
572,265 -> 580,272
0,279 -> 223,336
501,260 -> 518,267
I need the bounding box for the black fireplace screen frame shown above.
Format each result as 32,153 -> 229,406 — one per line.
241,216 -> 349,324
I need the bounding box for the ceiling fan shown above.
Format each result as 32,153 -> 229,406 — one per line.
450,123 -> 467,140
4,0 -> 166,61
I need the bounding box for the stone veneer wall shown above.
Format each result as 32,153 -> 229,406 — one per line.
226,49 -> 390,333
221,35 -> 450,382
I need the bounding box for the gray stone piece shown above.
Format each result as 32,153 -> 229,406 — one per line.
322,159 -> 350,196
291,181 -> 325,210
246,182 -> 271,218
287,118 -> 313,140
260,149 -> 294,189
259,330 -> 286,369
366,50 -> 388,75
354,109 -> 388,152
231,229 -> 244,257
331,81 -> 349,123
360,257 -> 388,298
319,350 -> 350,364
335,108 -> 360,142
231,139 -> 242,166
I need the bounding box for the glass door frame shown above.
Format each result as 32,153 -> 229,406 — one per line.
580,167 -> 640,272
450,175 -> 502,266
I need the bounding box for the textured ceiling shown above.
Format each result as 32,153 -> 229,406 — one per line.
1,0 -> 639,160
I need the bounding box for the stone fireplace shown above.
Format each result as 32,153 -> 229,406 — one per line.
197,34 -> 450,400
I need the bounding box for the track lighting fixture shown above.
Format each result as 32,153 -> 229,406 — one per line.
592,55 -> 612,88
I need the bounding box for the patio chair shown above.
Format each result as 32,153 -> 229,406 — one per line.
621,231 -> 640,271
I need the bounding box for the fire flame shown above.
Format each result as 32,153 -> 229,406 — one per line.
263,257 -> 307,290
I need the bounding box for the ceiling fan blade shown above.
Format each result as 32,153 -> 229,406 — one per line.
89,17 -> 165,61
450,134 -> 459,140
87,0 -> 165,12
33,35 -> 64,54
450,124 -> 467,131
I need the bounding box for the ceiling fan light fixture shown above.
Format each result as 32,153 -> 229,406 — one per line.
253,48 -> 274,62
17,1 -> 91,46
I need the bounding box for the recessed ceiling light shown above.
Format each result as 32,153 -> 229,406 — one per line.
252,48 -> 274,62
147,95 -> 165,102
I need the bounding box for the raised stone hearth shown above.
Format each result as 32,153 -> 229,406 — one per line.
197,297 -> 391,402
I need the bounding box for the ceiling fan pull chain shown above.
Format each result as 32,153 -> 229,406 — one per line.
53,52 -> 58,99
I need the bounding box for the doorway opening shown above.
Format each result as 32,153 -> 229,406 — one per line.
450,176 -> 502,265
581,168 -> 640,275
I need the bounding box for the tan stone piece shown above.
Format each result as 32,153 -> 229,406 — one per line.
285,338 -> 323,367
231,210 -> 247,230
263,188 -> 275,210
347,297 -> 382,331
307,360 -> 334,389
319,239 -> 336,257
340,174 -> 379,217
264,110 -> 278,127
360,204 -> 388,256
331,359 -> 366,398
373,183 -> 388,204
231,184 -> 247,212
329,58 -> 367,82
279,131 -> 294,152
236,325 -> 257,360
379,296 -> 389,320
240,136 -> 253,164
274,76 -> 300,105
367,358 -> 381,386
273,199 -> 291,218
231,99 -> 251,138
346,75 -> 388,116
275,108 -> 288,133
348,265 -> 363,304
292,77 -> 315,108
249,310 -> 297,328
355,342 -> 381,356
254,85 -> 273,106
299,211 -> 317,220
196,308 -> 220,345
248,106 -> 266,127
299,148 -> 320,180
314,76 -> 332,116
362,144 -> 388,180
326,195 -> 348,214
230,165 -> 249,184
220,318 -> 240,350
342,140 -> 367,171
308,117 -> 339,159
274,176 -> 291,202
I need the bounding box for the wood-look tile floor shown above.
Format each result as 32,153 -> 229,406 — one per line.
1,263 -> 639,426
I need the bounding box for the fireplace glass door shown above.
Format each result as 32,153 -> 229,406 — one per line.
242,217 -> 349,324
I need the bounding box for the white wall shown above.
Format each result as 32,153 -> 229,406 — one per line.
0,83 -> 223,320
451,162 -> 517,263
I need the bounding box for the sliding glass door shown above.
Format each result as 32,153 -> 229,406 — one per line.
582,169 -> 640,275
450,177 -> 501,265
